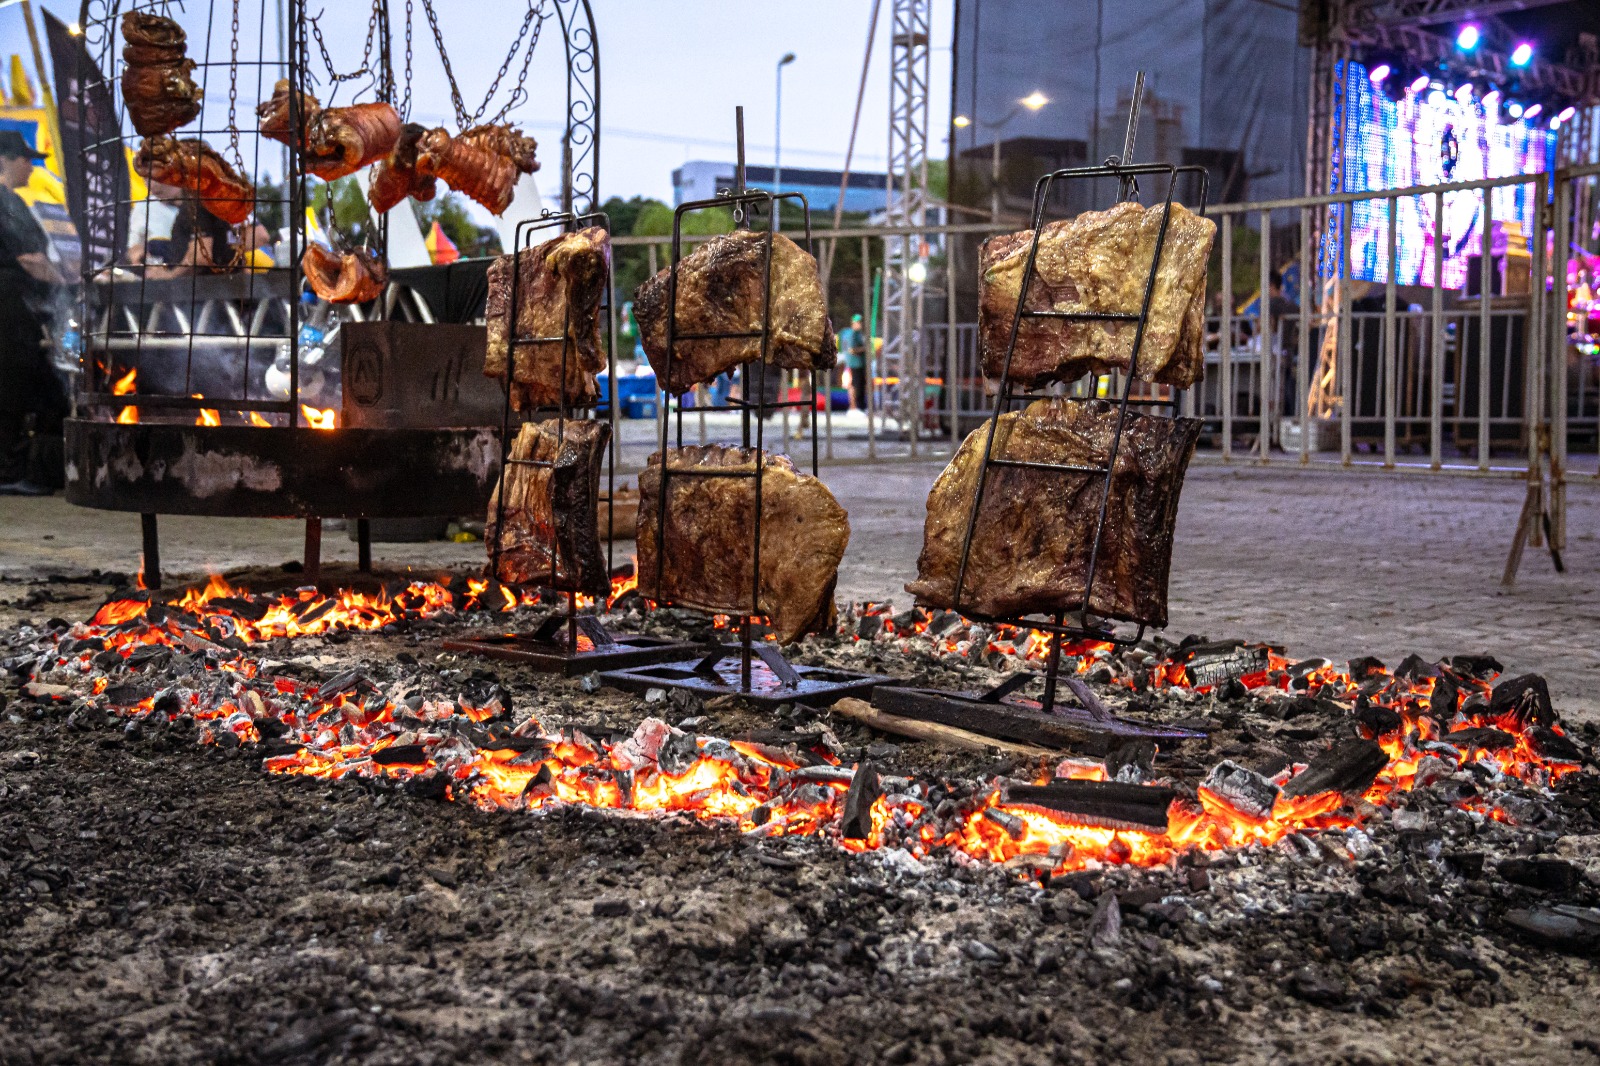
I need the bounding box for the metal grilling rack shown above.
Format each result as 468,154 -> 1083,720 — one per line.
601,110 -> 885,708
444,209 -> 696,674
872,82 -> 1209,749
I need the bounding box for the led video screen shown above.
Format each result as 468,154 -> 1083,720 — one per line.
1341,61 -> 1555,289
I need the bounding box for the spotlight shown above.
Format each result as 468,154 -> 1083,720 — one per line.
1523,102 -> 1542,120
1511,42 -> 1534,67
1368,63 -> 1391,85
1456,24 -> 1480,50
952,115 -> 971,129
1558,105 -> 1576,123
1410,73 -> 1431,93
1507,101 -> 1524,118
1550,115 -> 1562,130
1454,82 -> 1474,104
1428,87 -> 1448,108
1483,89 -> 1500,109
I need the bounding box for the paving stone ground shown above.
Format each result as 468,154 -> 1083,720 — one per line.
3,461 -> 1596,721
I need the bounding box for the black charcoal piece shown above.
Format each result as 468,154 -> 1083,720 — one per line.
839,761 -> 882,841
1281,740 -> 1388,799
1487,674 -> 1554,728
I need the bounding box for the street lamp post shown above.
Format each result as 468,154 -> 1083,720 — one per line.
955,91 -> 1049,222
775,52 -> 796,199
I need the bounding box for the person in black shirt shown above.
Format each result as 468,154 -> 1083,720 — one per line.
0,130 -> 66,495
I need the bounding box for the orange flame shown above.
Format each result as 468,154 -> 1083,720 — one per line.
301,405 -> 338,430
247,411 -> 273,427
111,367 -> 137,395
115,406 -> 140,424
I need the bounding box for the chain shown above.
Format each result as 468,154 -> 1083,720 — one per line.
401,0 -> 414,120
421,0 -> 546,129
227,0 -> 243,170
309,6 -> 382,99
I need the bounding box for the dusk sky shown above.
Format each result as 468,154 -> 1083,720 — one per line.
18,0 -> 955,211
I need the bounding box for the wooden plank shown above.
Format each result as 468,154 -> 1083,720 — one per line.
830,698 -> 1058,758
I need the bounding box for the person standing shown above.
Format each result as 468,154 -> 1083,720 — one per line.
0,131 -> 67,495
840,313 -> 869,412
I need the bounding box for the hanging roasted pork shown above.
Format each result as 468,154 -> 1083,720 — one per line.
978,202 -> 1216,388
637,445 -> 849,645
906,398 -> 1201,627
256,79 -> 401,181
632,231 -> 837,395
484,226 -> 610,411
134,136 -> 254,225
412,124 -> 537,216
301,244 -> 388,304
120,12 -> 202,136
485,419 -> 611,594
367,123 -> 438,213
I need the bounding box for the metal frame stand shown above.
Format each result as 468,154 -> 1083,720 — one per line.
600,108 -> 885,707
872,79 -> 1206,746
447,209 -> 696,674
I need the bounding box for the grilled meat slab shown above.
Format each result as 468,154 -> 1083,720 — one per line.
906,399 -> 1200,627
121,13 -> 201,135
484,227 -> 610,411
637,445 -> 848,644
633,231 -> 836,395
979,202 -> 1215,388
486,419 -> 611,595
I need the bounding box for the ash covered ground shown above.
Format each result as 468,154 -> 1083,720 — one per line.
2,565 -> 1600,1066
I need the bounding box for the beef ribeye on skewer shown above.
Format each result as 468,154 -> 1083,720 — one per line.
120,12 -> 202,136
979,202 -> 1215,388
486,419 -> 611,595
632,232 -> 837,395
484,226 -> 611,412
906,398 -> 1200,627
637,445 -> 849,645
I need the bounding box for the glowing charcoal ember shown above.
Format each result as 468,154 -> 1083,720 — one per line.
1280,740 -> 1389,800
1198,761 -> 1281,824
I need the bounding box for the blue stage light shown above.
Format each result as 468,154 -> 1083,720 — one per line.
1510,42 -> 1533,67
1456,24 -> 1480,50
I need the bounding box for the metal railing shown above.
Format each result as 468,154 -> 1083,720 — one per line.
605,165 -> 1599,501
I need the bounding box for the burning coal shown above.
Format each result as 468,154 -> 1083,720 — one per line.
12,574 -> 1593,882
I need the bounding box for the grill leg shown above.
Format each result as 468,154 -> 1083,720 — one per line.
304,518 -> 322,583
356,518 -> 372,573
139,513 -> 161,590
1040,614 -> 1063,714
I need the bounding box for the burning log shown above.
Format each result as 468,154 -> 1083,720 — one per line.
636,445 -> 848,645
1199,760 -> 1279,823
1001,780 -> 1176,833
1181,642 -> 1270,688
1280,739 -> 1388,799
978,201 -> 1215,387
829,698 -> 1059,758
906,399 -> 1200,626
485,420 -> 611,595
633,232 -> 837,395
483,227 -> 610,411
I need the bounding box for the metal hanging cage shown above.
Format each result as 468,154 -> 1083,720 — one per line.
62,0 -> 601,588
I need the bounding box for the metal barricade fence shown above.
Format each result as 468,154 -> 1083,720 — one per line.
605,168 -> 1596,539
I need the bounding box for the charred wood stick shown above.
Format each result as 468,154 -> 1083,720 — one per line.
1000,780 -> 1176,833
830,698 -> 1058,758
840,761 -> 881,841
1281,739 -> 1388,799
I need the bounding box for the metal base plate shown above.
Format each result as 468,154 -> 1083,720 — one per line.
441,632 -> 699,677
872,684 -> 1206,755
599,654 -> 889,708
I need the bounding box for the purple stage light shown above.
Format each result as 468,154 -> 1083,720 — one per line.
1511,42 -> 1533,67
1368,63 -> 1391,84
1456,24 -> 1480,50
